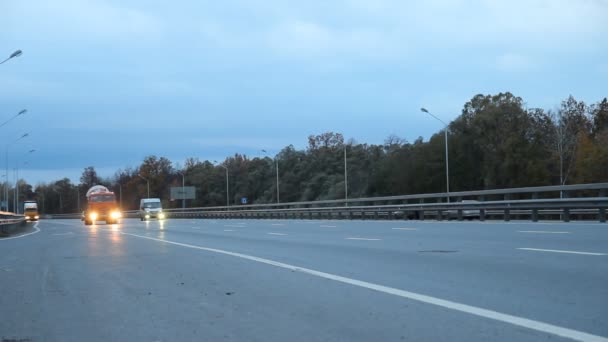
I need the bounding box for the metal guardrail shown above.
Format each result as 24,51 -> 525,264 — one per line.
160,198 -> 607,223
0,214 -> 27,237
45,183 -> 608,223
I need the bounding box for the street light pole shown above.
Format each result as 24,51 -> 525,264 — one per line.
0,109 -> 27,129
420,108 -> 450,202
0,174 -> 5,211
5,133 -> 29,212
214,161 -> 229,207
261,150 -> 280,204
53,188 -> 63,214
344,144 -> 348,204
15,149 -> 35,214
138,174 -> 150,198
177,170 -> 185,209
0,50 -> 23,65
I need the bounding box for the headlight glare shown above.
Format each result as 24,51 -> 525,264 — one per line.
90,213 -> 98,221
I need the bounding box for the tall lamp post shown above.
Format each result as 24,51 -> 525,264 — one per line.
214,161 -> 229,207
53,188 -> 63,214
5,133 -> 29,211
420,108 -> 450,202
14,149 -> 36,214
0,50 -> 22,65
261,150 -> 280,204
177,170 -> 186,209
0,174 -> 5,211
1,110 -> 27,208
344,143 -> 348,204
137,174 -> 150,198
0,109 -> 27,129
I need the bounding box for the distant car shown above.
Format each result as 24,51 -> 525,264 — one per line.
444,200 -> 481,220
139,198 -> 165,221
392,210 -> 421,220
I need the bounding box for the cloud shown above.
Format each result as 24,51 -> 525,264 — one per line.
191,137 -> 286,152
4,0 -> 164,42
495,53 -> 534,72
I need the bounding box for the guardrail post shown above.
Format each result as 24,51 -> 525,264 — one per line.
419,210 -> 425,221
599,208 -> 606,223
532,209 -> 539,222
457,209 -> 463,221
437,210 -> 443,221
563,208 -> 570,222
503,194 -> 511,221
479,209 -> 485,221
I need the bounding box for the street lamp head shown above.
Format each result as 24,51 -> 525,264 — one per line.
420,108 -> 429,113
18,109 -> 27,115
29,149 -> 36,153
10,50 -> 23,59
261,149 -> 267,153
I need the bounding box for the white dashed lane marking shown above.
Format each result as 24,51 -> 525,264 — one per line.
517,248 -> 606,256
518,231 -> 570,234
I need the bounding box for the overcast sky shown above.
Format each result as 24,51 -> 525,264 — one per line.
2,0 -> 607,185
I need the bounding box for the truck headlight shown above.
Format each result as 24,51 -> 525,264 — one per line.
90,213 -> 98,221
35,216 -> 39,219
158,213 -> 166,219
110,211 -> 122,219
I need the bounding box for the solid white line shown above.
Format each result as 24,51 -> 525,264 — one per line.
271,223 -> 285,226
320,225 -> 337,228
346,237 -> 381,241
517,248 -> 606,256
267,232 -> 286,236
518,231 -> 570,234
121,231 -> 608,342
52,232 -> 74,236
223,229 -> 235,232
0,222 -> 41,241
392,228 -> 418,231
224,224 -> 245,228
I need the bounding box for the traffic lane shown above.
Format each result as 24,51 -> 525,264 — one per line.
119,218 -> 608,337
124,218 -> 608,272
132,218 -> 608,269
172,218 -> 608,250
0,220 -> 561,342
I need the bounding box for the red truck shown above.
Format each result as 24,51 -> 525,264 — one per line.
83,185 -> 122,225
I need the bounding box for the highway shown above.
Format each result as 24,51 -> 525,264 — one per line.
1,218 -> 607,342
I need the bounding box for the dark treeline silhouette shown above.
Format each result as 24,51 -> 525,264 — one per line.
13,92 -> 608,213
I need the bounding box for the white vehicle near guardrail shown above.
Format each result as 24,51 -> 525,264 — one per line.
139,198 -> 165,221
444,200 -> 481,220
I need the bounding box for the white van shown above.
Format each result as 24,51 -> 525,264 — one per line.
139,198 -> 165,221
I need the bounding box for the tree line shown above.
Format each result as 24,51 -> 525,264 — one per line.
9,92 -> 608,214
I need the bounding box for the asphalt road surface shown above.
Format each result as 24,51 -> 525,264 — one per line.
1,218 -> 607,342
